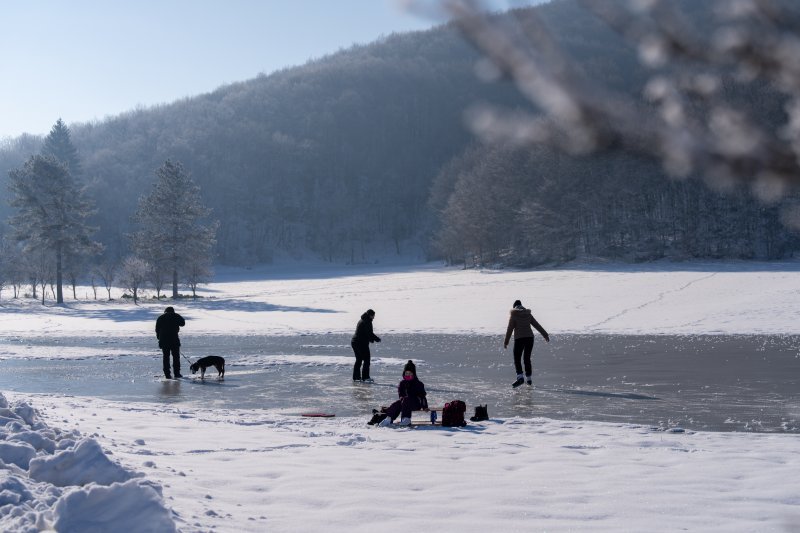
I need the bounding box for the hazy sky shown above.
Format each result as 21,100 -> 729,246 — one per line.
0,0 -> 537,139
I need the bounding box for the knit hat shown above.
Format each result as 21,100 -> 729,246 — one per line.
513,300 -> 522,309
403,360 -> 416,376
165,306 -> 175,313
366,309 -> 375,317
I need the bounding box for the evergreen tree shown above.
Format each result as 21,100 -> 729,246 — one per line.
7,155 -> 100,304
131,160 -> 217,298
41,118 -> 82,176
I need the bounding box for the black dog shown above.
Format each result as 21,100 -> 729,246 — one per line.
189,356 -> 226,380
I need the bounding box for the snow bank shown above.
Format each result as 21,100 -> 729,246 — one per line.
53,479 -> 175,533
0,442 -> 36,470
29,438 -> 134,487
0,392 -> 176,532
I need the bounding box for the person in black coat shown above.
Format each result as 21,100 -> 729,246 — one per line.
378,360 -> 428,426
155,306 -> 186,379
351,308 -> 381,382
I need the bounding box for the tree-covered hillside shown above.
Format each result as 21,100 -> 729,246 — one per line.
1,0 -> 797,268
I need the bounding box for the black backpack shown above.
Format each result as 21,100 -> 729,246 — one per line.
441,400 -> 467,427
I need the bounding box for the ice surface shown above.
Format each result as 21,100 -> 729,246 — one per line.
0,334 -> 796,432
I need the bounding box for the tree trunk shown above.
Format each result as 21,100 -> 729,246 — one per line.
172,268 -> 178,299
56,243 -> 64,304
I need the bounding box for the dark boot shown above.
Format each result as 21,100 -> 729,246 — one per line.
470,405 -> 489,422
172,352 -> 181,378
368,412 -> 388,425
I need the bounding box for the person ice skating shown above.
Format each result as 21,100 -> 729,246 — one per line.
156,306 -> 185,379
376,360 -> 428,427
504,299 -> 549,388
351,309 -> 381,382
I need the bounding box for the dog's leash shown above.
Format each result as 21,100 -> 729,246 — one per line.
181,352 -> 195,367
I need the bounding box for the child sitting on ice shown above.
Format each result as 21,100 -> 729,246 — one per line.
373,360 -> 428,427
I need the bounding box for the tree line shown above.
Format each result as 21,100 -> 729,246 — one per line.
431,144 -> 799,267
0,120 -> 217,304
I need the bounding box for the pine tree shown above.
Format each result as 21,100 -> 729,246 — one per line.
8,155 -> 100,304
41,118 -> 81,176
131,160 -> 217,298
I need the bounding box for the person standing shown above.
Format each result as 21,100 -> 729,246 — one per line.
351,309 -> 381,382
504,299 -> 549,388
156,306 -> 185,379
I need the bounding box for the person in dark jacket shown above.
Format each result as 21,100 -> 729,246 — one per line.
504,299 -> 550,388
156,306 -> 186,379
351,309 -> 381,382
378,360 -> 428,427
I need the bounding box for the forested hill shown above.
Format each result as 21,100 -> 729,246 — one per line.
0,0 -> 796,267
2,17 -> 532,265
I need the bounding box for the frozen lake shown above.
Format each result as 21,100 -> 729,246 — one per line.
0,334 -> 797,433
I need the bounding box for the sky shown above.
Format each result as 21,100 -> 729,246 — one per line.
0,0 -> 539,140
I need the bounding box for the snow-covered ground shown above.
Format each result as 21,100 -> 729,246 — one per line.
1,261 -> 799,531
2,260 -> 800,343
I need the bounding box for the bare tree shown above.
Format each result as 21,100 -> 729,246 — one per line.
0,238 -> 11,301
63,249 -> 88,300
150,266 -> 168,300
184,257 -> 213,300
94,261 -> 117,301
89,272 -> 98,300
118,256 -> 149,305
32,249 -> 54,305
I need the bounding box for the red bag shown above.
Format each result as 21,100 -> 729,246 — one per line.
441,400 -> 467,427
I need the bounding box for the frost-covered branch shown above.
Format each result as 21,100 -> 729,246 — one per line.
435,0 -> 800,223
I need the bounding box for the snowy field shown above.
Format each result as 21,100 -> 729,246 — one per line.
1,261 -> 799,531
1,260 -> 800,341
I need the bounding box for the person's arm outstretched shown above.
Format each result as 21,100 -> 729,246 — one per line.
531,315 -> 550,342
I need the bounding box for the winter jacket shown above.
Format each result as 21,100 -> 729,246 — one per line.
351,313 -> 381,346
155,311 -> 185,349
397,377 -> 428,410
504,306 -> 548,346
